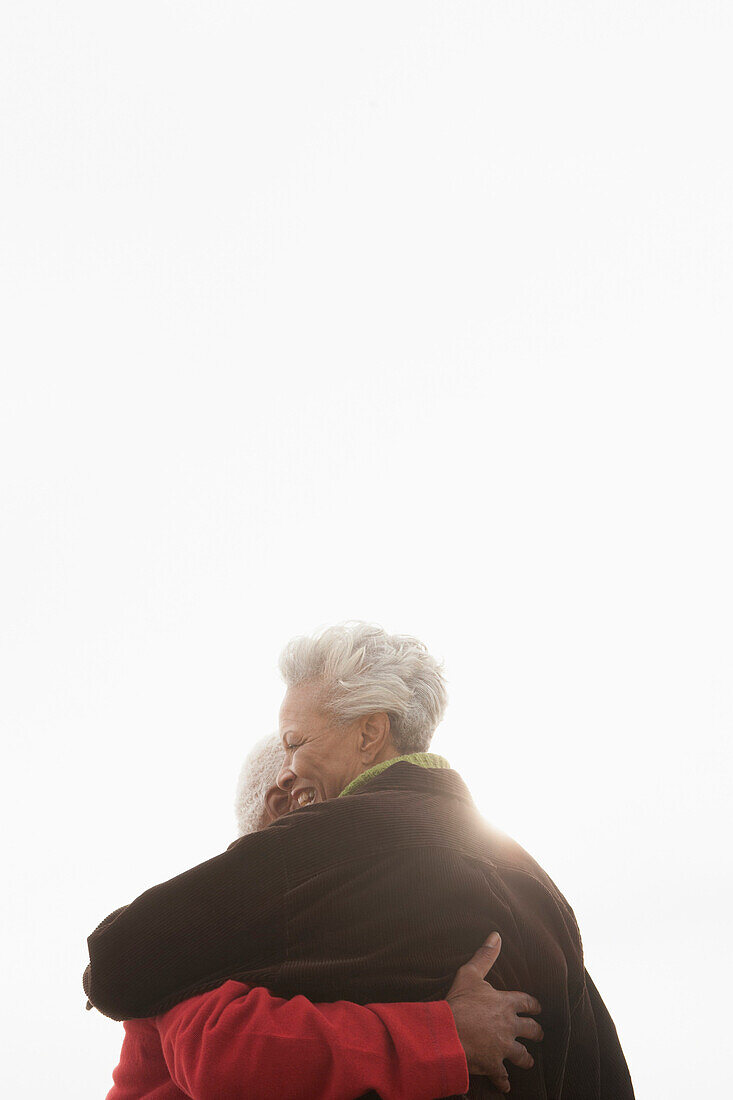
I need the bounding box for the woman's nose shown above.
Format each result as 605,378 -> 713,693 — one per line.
276,762 -> 295,791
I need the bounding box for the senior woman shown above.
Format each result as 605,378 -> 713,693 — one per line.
107,733 -> 541,1098
85,621 -> 634,1099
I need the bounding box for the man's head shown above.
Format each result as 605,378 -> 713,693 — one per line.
233,732 -> 287,836
276,620 -> 447,808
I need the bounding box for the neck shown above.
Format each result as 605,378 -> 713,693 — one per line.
372,741 -> 400,767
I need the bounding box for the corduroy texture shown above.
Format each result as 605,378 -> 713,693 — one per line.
85,763 -> 634,1100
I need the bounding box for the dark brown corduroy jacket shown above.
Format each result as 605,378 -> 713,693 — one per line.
84,763 -> 634,1099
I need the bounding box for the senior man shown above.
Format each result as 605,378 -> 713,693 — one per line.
85,621 -> 634,1099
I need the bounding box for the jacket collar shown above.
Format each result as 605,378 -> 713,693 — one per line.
340,757 -> 477,809
339,752 -> 451,798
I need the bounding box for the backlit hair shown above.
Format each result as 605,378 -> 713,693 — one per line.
278,620 -> 447,753
233,732 -> 284,837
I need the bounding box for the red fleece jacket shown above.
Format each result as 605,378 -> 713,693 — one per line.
107,979 -> 469,1100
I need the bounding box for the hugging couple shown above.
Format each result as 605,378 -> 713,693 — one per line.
86,620 -> 634,1099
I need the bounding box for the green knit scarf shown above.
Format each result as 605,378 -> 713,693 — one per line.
339,752 -> 451,798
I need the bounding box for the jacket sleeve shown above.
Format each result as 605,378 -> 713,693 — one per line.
155,979 -> 469,1100
85,825 -> 288,1020
106,1018 -> 188,1100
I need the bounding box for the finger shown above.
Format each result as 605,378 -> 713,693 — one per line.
510,993 -> 542,1015
488,1066 -> 511,1094
464,931 -> 502,978
515,1016 -> 544,1042
506,1040 -> 534,1071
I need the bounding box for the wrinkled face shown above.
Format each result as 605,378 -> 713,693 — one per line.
276,681 -> 364,809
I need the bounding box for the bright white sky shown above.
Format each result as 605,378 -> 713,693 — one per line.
1,3 -> 731,1097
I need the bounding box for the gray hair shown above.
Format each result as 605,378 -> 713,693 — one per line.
233,732 -> 284,837
278,620 -> 448,753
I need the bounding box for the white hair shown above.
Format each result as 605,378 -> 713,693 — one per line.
278,620 -> 448,753
233,732 -> 284,837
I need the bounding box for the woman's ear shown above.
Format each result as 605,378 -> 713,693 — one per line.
358,711 -> 392,764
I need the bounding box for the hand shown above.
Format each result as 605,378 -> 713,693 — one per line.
445,932 -> 543,1094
